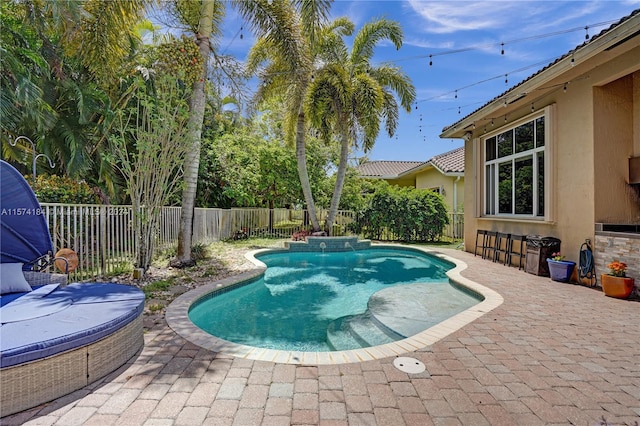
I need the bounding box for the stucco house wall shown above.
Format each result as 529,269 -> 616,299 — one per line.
415,168 -> 464,212
386,177 -> 417,187
444,12 -> 640,268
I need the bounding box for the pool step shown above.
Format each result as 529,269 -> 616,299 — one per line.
326,313 -> 401,351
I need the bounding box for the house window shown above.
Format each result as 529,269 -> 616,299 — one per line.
428,186 -> 442,195
484,115 -> 545,217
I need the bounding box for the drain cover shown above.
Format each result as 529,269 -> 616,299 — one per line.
393,357 -> 426,374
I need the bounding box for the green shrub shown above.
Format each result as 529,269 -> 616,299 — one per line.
350,185 -> 449,242
273,220 -> 303,230
33,174 -> 100,204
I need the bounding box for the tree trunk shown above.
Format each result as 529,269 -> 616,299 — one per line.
174,0 -> 214,267
326,132 -> 349,235
295,111 -> 321,231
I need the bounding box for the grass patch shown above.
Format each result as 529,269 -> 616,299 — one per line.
148,303 -> 164,312
142,279 -> 174,299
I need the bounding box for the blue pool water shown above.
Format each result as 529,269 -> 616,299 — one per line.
189,248 -> 480,352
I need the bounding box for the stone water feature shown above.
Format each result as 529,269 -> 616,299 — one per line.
284,236 -> 371,252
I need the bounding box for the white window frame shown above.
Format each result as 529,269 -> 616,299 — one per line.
480,105 -> 553,221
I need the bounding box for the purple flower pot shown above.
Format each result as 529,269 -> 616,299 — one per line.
546,259 -> 576,282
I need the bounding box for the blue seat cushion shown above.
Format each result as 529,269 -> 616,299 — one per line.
0,283 -> 144,368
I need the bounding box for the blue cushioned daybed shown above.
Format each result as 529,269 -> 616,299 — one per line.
0,280 -> 145,417
0,159 -> 146,416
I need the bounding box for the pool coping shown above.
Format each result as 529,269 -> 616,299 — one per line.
165,244 -> 503,365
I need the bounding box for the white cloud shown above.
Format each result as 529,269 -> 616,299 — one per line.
406,0 -> 521,33
404,0 -> 634,35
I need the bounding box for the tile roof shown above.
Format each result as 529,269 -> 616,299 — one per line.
354,161 -> 424,178
441,8 -> 640,134
429,146 -> 464,174
355,146 -> 465,179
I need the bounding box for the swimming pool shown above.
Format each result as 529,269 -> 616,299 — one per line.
188,247 -> 481,352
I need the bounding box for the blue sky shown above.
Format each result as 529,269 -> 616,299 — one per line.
220,1 -> 640,163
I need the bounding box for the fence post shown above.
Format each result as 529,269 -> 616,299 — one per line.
100,206 -> 107,276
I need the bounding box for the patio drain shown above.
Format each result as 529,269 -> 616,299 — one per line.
393,357 -> 426,374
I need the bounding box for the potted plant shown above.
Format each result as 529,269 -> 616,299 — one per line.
546,253 -> 576,283
601,260 -> 635,298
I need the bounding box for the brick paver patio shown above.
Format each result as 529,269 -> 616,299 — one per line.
2,248 -> 639,425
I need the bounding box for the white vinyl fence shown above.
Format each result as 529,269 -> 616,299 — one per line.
39,203 -> 463,281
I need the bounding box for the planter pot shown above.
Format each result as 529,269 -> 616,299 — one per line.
600,274 -> 635,299
546,259 -> 576,282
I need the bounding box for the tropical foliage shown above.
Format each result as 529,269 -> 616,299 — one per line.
109,75 -> 191,271
196,98 -> 337,209
33,174 -> 100,204
2,0 -> 419,254
246,0 -> 333,232
306,17 -> 416,233
350,184 -> 449,242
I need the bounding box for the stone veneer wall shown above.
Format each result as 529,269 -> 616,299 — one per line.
594,232 -> 640,287
285,236 -> 371,252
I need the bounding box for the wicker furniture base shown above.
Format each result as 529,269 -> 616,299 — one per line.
0,315 -> 143,417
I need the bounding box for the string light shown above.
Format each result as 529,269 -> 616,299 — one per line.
429,54 -> 433,67
585,26 -> 589,40
505,74 -> 508,85
501,42 -> 505,55
240,26 -> 243,40
570,55 -> 575,66
384,55 -> 559,108
563,83 -> 567,93
394,18 -> 618,65
454,90 -> 458,99
531,103 -> 535,112
504,115 -> 508,122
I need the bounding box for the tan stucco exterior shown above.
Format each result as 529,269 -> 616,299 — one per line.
414,166 -> 464,213
442,15 -> 640,264
386,177 -> 417,188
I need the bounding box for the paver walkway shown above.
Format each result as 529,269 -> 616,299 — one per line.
2,248 -> 639,425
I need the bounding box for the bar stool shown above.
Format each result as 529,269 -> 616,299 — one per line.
482,231 -> 498,260
507,234 -> 527,269
494,232 -> 511,264
474,230 -> 488,256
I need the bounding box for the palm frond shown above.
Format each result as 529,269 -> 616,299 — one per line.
380,91 -> 399,140
296,0 -> 332,45
369,65 -> 416,111
350,18 -> 403,67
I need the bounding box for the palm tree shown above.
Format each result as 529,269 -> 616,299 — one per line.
244,0 -> 333,233
174,0 -> 326,264
305,18 -> 416,234
174,0 -> 224,266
